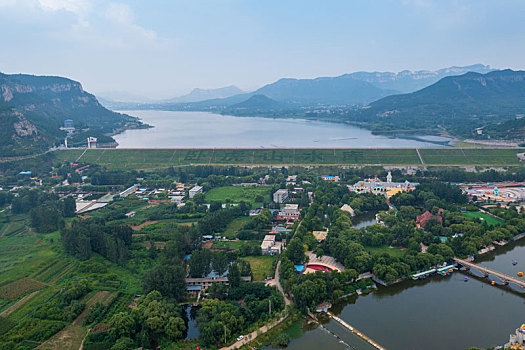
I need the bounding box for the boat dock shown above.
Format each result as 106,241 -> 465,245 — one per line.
327,311 -> 386,350
411,268 -> 436,280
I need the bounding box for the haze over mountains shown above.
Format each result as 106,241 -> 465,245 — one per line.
99,64 -> 493,109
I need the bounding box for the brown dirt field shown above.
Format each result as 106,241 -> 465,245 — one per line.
130,220 -> 159,231
132,233 -> 146,237
202,241 -> 213,249
0,290 -> 40,317
36,324 -> 87,350
102,291 -> 118,306
139,241 -> 167,250
90,324 -> 109,333
179,221 -> 198,227
128,296 -> 140,309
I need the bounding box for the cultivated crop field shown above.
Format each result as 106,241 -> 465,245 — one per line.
54,148 -> 523,169
0,278 -> 46,299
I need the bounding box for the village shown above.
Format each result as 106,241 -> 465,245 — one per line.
2,162 -> 525,350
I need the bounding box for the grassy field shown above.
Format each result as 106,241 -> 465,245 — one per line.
223,216 -> 254,239
53,148 -> 524,169
463,211 -> 504,226
240,255 -> 276,281
418,148 -> 521,166
364,245 -> 406,258
205,186 -> 271,208
211,240 -> 255,251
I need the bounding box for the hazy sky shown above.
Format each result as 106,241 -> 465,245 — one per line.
1,0 -> 524,99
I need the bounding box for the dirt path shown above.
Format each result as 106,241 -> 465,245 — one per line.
73,291 -> 109,325
130,220 -> 159,231
36,324 -> 87,350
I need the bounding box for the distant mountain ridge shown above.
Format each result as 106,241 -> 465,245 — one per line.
0,72 -> 143,157
163,85 -> 245,103
346,69 -> 525,138
124,64 -> 495,112
344,64 -> 493,93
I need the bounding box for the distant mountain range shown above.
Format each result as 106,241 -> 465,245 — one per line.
343,64 -> 493,93
162,85 -> 245,103
103,64 -> 494,110
0,73 -> 144,157
345,69 -> 525,138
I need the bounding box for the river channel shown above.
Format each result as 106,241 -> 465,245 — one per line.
281,240 -> 525,350
114,110 -> 453,148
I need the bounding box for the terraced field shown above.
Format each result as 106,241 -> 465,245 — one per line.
54,148 -> 523,169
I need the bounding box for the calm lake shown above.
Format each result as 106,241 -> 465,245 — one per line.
281,240 -> 525,350
114,110 -> 453,148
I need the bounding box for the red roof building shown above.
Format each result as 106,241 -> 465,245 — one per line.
416,210 -> 443,229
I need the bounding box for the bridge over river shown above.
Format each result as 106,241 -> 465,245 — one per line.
454,258 -> 525,288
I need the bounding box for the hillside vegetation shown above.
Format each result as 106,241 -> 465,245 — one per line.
0,73 -> 145,157
345,70 -> 525,138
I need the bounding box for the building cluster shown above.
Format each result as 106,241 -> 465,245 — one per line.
186,276 -> 252,296
276,204 -> 300,222
506,324 -> 525,349
348,171 -> 418,198
461,183 -> 525,203
321,175 -> 340,182
260,235 -> 283,256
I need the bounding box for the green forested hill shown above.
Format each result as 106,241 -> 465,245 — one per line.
344,70 -> 525,138
0,73 -> 144,157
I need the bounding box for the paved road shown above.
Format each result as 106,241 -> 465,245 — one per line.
275,260 -> 291,305
220,314 -> 288,350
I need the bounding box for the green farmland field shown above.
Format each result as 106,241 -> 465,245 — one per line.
53,148 -> 523,169
205,186 -> 271,208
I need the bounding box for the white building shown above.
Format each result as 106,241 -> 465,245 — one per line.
119,184 -> 139,198
273,189 -> 289,203
507,324 -> 525,348
87,137 -> 97,149
170,196 -> 185,204
261,235 -> 282,256
189,186 -> 203,199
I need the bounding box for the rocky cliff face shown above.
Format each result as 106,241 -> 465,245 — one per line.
0,73 -> 144,157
